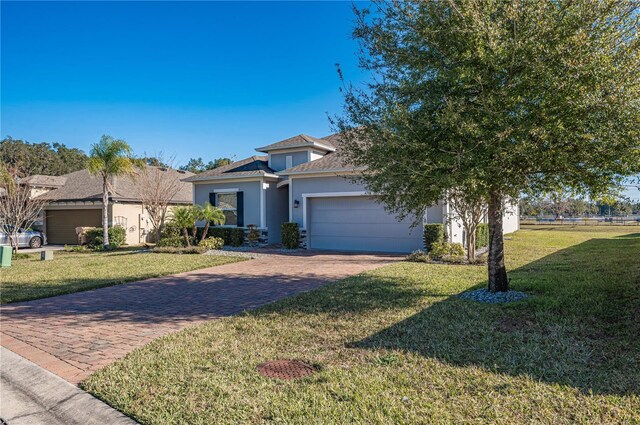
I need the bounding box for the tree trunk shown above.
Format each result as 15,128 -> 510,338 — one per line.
487,191 -> 508,292
182,228 -> 191,247
10,233 -> 18,253
102,178 -> 110,247
200,222 -> 210,243
466,228 -> 476,261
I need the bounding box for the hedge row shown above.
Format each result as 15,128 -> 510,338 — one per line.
476,223 -> 489,249
207,227 -> 245,247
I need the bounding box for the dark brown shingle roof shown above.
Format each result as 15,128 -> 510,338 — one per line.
20,175 -> 67,188
36,167 -> 193,203
182,156 -> 277,182
255,134 -> 336,153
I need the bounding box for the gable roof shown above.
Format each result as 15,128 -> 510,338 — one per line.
278,133 -> 362,175
20,174 -> 67,188
36,167 -> 193,203
255,134 -> 336,153
182,156 -> 278,182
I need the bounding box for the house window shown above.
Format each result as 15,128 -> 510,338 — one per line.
285,155 -> 293,169
216,192 -> 238,226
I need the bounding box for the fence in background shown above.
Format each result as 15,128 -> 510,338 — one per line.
521,217 -> 640,226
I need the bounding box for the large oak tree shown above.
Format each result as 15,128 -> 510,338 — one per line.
337,0 -> 640,292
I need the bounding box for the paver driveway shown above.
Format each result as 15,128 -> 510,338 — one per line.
0,252 -> 397,384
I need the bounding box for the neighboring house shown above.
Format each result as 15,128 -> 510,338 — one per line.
185,133 -> 519,253
34,167 -> 193,245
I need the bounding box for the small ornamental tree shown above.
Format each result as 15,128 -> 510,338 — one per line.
0,165 -> 49,253
134,157 -> 185,242
336,1 -> 640,292
198,203 -> 225,243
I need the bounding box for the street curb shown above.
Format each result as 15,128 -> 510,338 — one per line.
0,347 -> 137,425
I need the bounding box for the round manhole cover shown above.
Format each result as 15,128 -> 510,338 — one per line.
257,360 -> 316,380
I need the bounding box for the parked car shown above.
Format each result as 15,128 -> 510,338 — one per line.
0,227 -> 47,248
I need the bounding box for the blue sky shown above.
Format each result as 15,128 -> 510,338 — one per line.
1,1 -> 366,164
1,1 -> 638,200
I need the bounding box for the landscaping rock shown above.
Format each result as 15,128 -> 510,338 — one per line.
458,288 -> 529,304
204,249 -> 267,259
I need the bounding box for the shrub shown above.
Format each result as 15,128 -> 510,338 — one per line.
476,223 -> 489,249
405,250 -> 429,263
247,225 -> 261,247
199,237 -> 224,250
156,236 -> 185,248
160,221 -> 182,239
424,224 -> 445,251
208,227 -> 245,247
152,246 -> 206,254
281,222 -> 300,249
85,226 -> 126,249
429,241 -> 465,261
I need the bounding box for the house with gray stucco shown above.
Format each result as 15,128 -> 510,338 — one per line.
184,133 -> 519,253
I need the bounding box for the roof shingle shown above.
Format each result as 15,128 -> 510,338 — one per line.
36,167 -> 193,203
182,156 -> 276,182
255,134 -> 336,153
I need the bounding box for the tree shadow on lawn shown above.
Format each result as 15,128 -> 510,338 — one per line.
350,234 -> 640,396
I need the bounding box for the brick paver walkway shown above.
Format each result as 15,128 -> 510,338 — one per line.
0,252 -> 396,384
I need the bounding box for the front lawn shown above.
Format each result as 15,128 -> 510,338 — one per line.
0,250 -> 244,303
83,227 -> 640,424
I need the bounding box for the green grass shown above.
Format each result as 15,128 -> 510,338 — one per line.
0,249 -> 244,303
83,226 -> 640,424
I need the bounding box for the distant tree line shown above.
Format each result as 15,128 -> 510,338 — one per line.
0,136 -> 88,177
521,192 -> 639,218
178,157 -> 233,174
0,136 -> 232,177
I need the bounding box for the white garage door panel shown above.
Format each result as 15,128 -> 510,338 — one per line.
308,196 -> 423,253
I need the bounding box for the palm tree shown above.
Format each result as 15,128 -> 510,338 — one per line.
88,135 -> 139,248
171,206 -> 197,247
198,202 -> 225,243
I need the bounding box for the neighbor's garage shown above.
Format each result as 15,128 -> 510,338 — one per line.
46,209 -> 101,244
307,196 -> 424,253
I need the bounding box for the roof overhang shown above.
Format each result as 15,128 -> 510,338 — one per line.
255,142 -> 336,154
184,172 -> 280,183
278,167 -> 364,177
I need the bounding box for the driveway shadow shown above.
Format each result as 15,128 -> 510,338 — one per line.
351,234 -> 640,396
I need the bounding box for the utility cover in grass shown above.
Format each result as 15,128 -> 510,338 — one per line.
458,288 -> 529,304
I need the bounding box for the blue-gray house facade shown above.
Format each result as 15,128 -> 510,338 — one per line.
184,133 -> 519,253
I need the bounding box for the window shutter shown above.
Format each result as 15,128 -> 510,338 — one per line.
236,191 -> 244,227
209,192 -> 216,206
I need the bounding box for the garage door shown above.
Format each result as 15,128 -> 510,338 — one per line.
308,196 -> 424,253
46,209 -> 102,244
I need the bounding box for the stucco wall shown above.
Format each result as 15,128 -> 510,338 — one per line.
503,201 -> 520,234
270,151 -> 309,172
111,203 -> 147,245
193,180 -> 262,228
265,182 -> 289,243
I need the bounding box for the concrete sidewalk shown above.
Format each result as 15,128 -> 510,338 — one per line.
0,347 -> 135,425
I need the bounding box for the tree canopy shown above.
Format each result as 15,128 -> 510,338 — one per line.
179,157 -> 232,173
0,137 -> 88,177
337,0 -> 640,291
